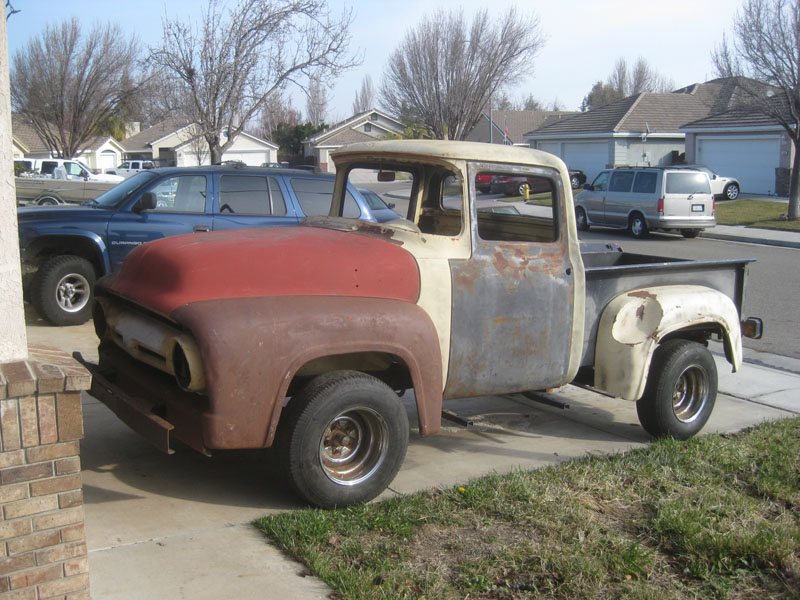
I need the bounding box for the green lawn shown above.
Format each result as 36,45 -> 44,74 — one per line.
715,200 -> 800,232
256,418 -> 800,600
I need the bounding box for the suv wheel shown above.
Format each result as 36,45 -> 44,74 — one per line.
31,255 -> 96,326
629,213 -> 649,238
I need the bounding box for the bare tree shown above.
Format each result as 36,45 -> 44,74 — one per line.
351,74 -> 374,114
11,18 -> 140,158
381,7 -> 545,140
582,57 -> 674,111
713,0 -> 800,220
258,89 -> 301,142
305,72 -> 328,126
151,0 -> 357,164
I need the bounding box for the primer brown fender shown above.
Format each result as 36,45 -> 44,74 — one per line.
172,295 -> 443,449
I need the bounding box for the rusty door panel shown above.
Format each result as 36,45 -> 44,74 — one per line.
445,239 -> 576,398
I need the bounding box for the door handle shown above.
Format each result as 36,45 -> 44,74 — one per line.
193,225 -> 210,232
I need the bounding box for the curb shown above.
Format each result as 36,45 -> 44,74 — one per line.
700,231 -> 800,249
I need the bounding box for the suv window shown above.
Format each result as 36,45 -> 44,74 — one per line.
219,175 -> 287,215
290,177 -> 360,218
666,172 -> 711,194
632,171 -> 657,194
609,171 -> 634,192
151,175 -> 207,212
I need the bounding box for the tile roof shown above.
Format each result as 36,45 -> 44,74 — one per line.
12,114 -> 121,154
527,78 -> 760,137
305,109 -> 404,145
478,110 -> 580,143
315,127 -> 378,146
121,117 -> 193,152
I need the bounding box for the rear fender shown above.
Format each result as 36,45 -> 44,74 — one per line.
594,285 -> 741,400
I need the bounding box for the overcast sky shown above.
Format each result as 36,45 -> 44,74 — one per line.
6,0 -> 739,123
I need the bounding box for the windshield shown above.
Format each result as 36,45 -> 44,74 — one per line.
93,171 -> 159,208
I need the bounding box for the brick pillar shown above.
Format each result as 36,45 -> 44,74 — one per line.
0,347 -> 91,600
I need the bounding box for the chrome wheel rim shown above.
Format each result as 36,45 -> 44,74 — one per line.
576,209 -> 587,228
631,218 -> 645,237
672,365 -> 709,423
319,408 -> 388,486
726,185 -> 739,200
55,273 -> 91,313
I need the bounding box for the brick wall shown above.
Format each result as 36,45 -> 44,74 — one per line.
0,347 -> 91,600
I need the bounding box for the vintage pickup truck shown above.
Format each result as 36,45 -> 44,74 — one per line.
78,141 -> 762,508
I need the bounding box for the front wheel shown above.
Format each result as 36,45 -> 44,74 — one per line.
517,183 -> 530,197
278,371 -> 409,508
724,182 -> 740,200
31,255 -> 96,326
629,213 -> 649,238
636,339 -> 717,440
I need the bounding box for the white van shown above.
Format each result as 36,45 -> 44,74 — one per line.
575,167 -> 715,238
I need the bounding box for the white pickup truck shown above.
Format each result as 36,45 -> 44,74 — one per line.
104,160 -> 156,179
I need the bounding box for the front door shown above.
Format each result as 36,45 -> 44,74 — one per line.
444,165 -> 580,398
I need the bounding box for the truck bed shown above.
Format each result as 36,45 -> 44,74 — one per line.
580,244 -> 754,366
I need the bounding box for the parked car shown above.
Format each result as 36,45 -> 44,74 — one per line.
261,162 -> 283,168
356,188 -> 402,222
17,166 -> 400,326
568,169 -> 587,189
575,166 -> 715,238
490,174 -> 553,196
673,164 -> 740,200
105,160 -> 156,179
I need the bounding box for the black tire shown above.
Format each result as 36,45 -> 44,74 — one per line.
278,370 -> 409,508
680,228 -> 701,238
570,174 -> 581,189
575,207 -> 590,231
31,255 -> 96,326
517,183 -> 530,197
629,213 -> 649,238
36,195 -> 60,206
724,182 -> 740,200
636,339 -> 717,440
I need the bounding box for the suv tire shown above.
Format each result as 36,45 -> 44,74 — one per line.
31,255 -> 96,326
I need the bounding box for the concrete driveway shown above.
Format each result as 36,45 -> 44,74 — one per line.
25,307 -> 800,599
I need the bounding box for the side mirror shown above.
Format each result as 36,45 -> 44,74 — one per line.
387,202 -> 396,209
134,191 -> 157,212
583,183 -> 594,191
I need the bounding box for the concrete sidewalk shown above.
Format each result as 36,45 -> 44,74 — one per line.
702,222 -> 800,249
25,316 -> 800,600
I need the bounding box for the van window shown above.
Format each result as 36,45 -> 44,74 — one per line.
591,171 -> 610,191
609,171 -> 634,192
219,175 -> 287,215
666,172 -> 711,194
632,171 -> 657,194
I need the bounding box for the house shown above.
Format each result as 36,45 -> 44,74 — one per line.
681,107 -> 793,196
465,110 -> 579,146
11,114 -> 124,172
302,109 -> 405,172
122,118 -> 278,167
524,78 -> 752,182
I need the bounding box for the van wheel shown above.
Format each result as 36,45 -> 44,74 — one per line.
636,340 -> 717,440
724,183 -> 739,200
629,213 -> 649,238
31,255 -> 96,326
575,207 -> 590,231
278,371 -> 409,508
681,229 -> 701,238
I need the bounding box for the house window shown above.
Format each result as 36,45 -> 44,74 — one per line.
370,113 -> 378,121
364,123 -> 372,133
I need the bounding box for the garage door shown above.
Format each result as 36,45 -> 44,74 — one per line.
536,142 -> 561,157
221,151 -> 268,166
562,142 -> 609,181
697,136 -> 780,195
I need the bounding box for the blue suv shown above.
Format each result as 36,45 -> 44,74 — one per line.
18,165 -> 401,326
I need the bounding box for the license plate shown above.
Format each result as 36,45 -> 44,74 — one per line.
692,204 -> 705,212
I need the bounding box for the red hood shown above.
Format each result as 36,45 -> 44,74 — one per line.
101,225 -> 420,316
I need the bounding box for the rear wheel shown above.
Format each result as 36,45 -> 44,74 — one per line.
570,174 -> 581,189
629,213 -> 649,238
636,339 -> 717,440
31,255 -> 96,326
36,195 -> 60,206
278,371 -> 409,508
680,228 -> 701,238
518,182 -> 530,197
575,207 -> 590,231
